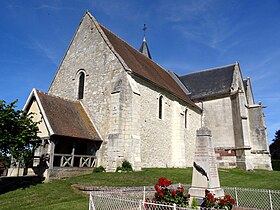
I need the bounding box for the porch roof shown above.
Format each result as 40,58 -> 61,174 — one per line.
26,89 -> 102,141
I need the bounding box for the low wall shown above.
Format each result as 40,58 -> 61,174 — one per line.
49,167 -> 93,180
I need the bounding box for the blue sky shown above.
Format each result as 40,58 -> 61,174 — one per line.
1,0 -> 279,144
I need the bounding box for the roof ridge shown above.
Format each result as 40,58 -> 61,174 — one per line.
98,24 -> 187,88
98,23 -> 164,69
179,63 -> 236,77
86,11 -> 200,110
36,89 -> 79,104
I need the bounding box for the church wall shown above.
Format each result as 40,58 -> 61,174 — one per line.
201,97 -> 237,168
248,106 -> 272,170
202,97 -> 235,148
133,76 -> 200,168
48,14 -> 124,140
248,106 -> 269,151
47,14 -> 139,170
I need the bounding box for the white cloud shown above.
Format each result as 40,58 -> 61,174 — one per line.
28,38 -> 60,65
6,3 -> 76,11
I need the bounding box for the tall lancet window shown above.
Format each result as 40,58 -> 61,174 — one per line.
159,95 -> 163,119
184,109 -> 188,129
78,72 -> 85,99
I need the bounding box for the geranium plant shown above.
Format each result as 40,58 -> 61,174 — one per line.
145,177 -> 190,208
201,189 -> 235,209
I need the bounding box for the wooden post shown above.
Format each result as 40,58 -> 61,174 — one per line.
71,142 -> 75,167
49,140 -> 55,169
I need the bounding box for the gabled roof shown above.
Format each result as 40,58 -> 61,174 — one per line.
178,64 -> 236,100
98,22 -> 198,109
24,89 -> 102,141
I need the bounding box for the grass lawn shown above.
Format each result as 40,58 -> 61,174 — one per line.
0,168 -> 280,210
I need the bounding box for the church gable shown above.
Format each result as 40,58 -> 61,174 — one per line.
48,12 -> 126,101
24,94 -> 49,139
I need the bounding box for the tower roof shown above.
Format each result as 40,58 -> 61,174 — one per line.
139,37 -> 152,59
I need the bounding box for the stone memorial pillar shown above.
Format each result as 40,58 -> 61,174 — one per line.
189,127 -> 224,199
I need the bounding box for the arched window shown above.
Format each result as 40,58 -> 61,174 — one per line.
184,109 -> 188,128
78,72 -> 85,99
159,95 -> 163,119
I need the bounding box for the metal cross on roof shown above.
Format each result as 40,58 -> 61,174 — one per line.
143,24 -> 147,37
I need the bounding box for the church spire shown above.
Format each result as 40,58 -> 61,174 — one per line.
139,24 -> 152,59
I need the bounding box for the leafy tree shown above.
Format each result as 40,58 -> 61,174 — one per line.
270,130 -> 280,160
0,100 -> 40,168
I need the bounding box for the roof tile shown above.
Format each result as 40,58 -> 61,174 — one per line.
99,25 -> 197,108
36,90 -> 101,141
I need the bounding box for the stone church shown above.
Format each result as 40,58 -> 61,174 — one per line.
22,11 -> 271,179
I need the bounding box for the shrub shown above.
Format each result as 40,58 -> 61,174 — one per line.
92,166 -> 106,173
116,160 -> 133,172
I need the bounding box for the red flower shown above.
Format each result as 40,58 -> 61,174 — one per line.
159,192 -> 163,197
219,199 -> 225,205
230,198 -> 236,204
224,195 -> 231,201
154,184 -> 161,192
207,193 -> 214,200
171,190 -> 177,195
158,177 -> 171,187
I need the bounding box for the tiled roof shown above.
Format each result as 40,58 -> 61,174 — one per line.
178,64 -> 235,100
99,24 -> 198,108
36,90 -> 101,141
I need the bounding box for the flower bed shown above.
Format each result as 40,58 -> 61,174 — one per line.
145,178 -> 235,209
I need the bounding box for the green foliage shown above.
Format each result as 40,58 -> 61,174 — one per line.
116,160 -> 133,172
92,165 -> 106,173
270,130 -> 280,159
0,100 -> 40,166
1,168 -> 280,209
191,197 -> 198,209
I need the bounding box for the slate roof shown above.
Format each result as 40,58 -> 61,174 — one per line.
35,90 -> 101,141
99,24 -> 198,109
178,64 -> 235,100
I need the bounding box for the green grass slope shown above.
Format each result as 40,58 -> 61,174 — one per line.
0,168 -> 279,210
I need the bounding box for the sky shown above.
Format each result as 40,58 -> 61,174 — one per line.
0,0 -> 279,144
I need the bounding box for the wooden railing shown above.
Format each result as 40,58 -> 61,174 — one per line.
53,154 -> 96,168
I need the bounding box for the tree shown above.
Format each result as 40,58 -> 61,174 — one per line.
0,100 -> 40,169
269,130 -> 280,160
